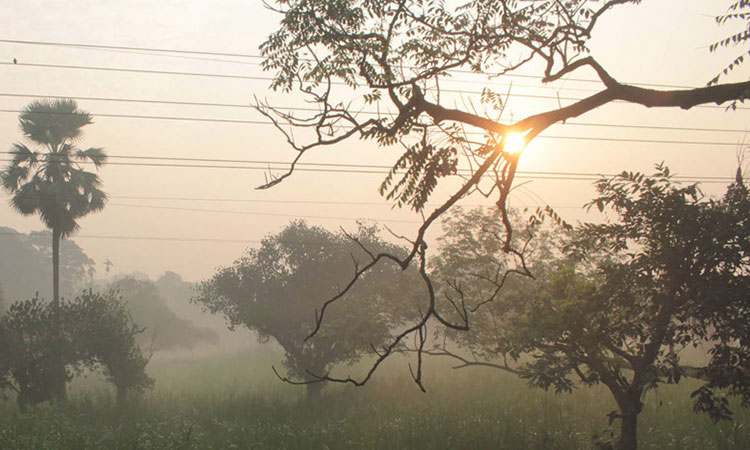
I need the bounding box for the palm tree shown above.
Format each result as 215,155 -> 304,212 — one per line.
1,99 -> 107,303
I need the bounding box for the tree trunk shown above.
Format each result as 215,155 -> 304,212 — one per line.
16,386 -> 31,412
50,227 -> 67,402
52,228 -> 60,302
116,384 -> 128,403
616,411 -> 638,450
50,364 -> 67,403
305,381 -> 325,400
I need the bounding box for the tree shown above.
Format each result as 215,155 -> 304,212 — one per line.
0,226 -> 96,302
194,221 -> 421,398
111,276 -> 218,351
429,167 -> 750,450
0,99 -> 107,303
0,290 -> 153,410
28,230 -> 97,291
256,0 -> 750,384
67,291 -> 154,401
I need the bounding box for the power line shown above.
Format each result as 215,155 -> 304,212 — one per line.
0,160 -> 734,184
0,151 -> 732,182
0,38 -> 267,60
111,196 -> 586,209
0,190 -> 584,210
0,109 -> 743,147
108,202 -> 421,223
0,108 -> 269,125
1,60 -> 590,100
109,195 -> 407,206
0,45 -> 607,94
1,92 -> 747,134
0,230 -> 259,244
0,61 -> 273,82
0,38 -> 699,89
0,92 -> 258,109
1,61 -> 739,110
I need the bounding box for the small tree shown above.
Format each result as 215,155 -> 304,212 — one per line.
430,167 -> 750,450
67,291 -> 154,401
0,290 -> 153,410
194,221 -> 419,398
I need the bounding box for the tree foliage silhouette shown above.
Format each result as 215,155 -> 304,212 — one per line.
0,290 -> 153,409
0,99 -> 107,303
194,221 -> 421,397
429,167 -> 750,450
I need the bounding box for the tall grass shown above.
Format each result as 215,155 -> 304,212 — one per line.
0,350 -> 747,449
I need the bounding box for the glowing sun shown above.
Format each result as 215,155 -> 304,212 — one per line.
503,132 -> 527,155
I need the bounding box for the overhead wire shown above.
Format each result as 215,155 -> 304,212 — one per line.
0,230 -> 260,244
107,202 -> 422,223
0,92 -> 747,134
0,60 -> 740,110
0,109 -> 743,147
0,154 -> 737,183
1,41 -> 743,246
0,38 -> 699,89
0,192 -> 590,209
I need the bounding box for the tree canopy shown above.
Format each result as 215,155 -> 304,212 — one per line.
194,221 -> 421,397
429,166 -> 750,450
257,0 -> 750,385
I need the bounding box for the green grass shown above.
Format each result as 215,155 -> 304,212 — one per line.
1,350 -> 748,449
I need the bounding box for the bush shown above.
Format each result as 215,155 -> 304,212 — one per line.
0,290 -> 153,409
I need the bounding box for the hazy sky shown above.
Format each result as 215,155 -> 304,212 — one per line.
1,0 -> 748,282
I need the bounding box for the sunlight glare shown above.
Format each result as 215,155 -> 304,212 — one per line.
503,132 -> 527,155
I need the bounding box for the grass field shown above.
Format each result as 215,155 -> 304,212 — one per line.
1,348 -> 748,449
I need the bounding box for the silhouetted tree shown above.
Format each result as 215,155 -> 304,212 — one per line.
67,291 -> 154,401
194,221 -> 421,398
429,167 -> 750,450
257,0 -> 750,385
0,290 -> 153,410
0,99 -> 107,303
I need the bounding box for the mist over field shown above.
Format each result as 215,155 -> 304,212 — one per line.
2,1 -> 750,449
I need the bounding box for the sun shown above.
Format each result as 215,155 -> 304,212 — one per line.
503,132 -> 527,155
